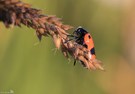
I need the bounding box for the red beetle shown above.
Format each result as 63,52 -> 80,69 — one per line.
72,27 -> 97,66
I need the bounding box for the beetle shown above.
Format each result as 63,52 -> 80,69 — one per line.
72,27 -> 96,66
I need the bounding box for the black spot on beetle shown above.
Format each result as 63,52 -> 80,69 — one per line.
90,47 -> 95,55
88,35 -> 91,39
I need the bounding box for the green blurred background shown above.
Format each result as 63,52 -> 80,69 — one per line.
0,0 -> 135,94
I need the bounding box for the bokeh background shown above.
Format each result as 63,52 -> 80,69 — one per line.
0,0 -> 135,94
